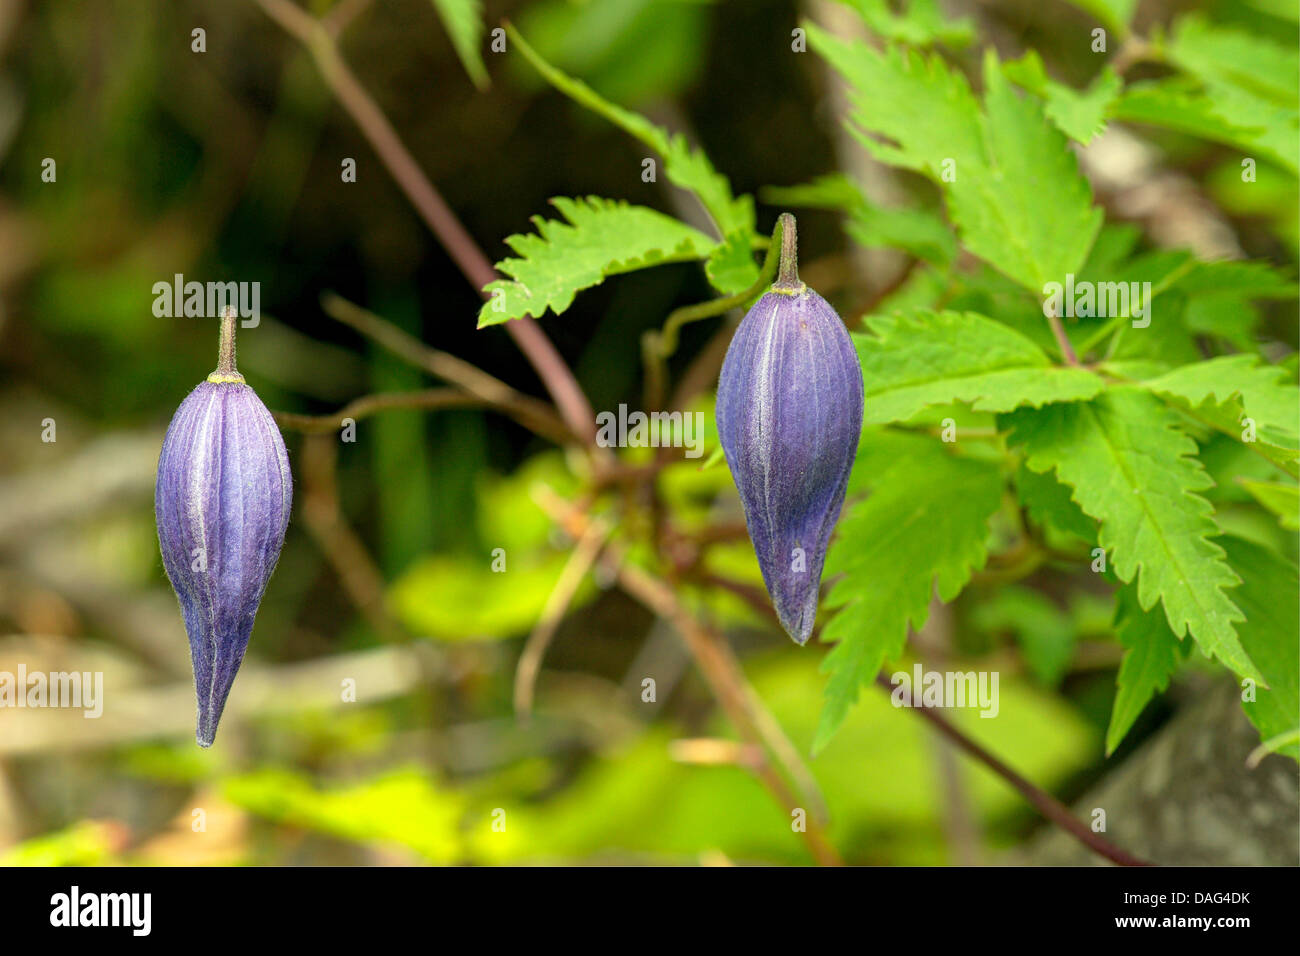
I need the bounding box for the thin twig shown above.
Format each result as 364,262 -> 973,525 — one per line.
534,489 -> 840,864
1110,36 -> 1152,76
514,515 -> 612,717
616,559 -> 842,865
872,674 -> 1150,866
297,433 -> 405,644
919,600 -> 983,866
251,0 -> 595,444
273,388 -> 480,433
321,0 -> 372,37
319,293 -> 573,445
1045,304 -> 1080,366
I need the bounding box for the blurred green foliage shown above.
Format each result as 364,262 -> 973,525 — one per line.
1,0 -> 1295,867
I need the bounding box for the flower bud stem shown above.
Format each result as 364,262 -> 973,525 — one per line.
773,213 -> 800,292
211,307 -> 245,383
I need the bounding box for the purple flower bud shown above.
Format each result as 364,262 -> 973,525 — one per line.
716,215 -> 863,644
155,309 -> 292,746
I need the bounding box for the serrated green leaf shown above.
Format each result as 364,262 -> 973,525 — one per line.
1114,78 -> 1298,175
1133,355 -> 1300,442
1104,356 -> 1300,477
508,25 -> 754,237
808,29 -> 1102,289
1192,81 -> 1298,177
836,0 -> 975,48
1223,536 -> 1300,761
1182,294 -> 1261,351
1167,258 -> 1299,352
1171,260 -> 1298,299
1106,583 -> 1182,754
1113,78 -> 1254,141
816,432 -> 1003,752
1015,462 -> 1097,545
704,231 -> 760,295
1237,478 -> 1300,530
1164,393 -> 1299,478
1003,52 -> 1120,144
1166,14 -> 1299,107
477,196 -> 716,326
945,53 -> 1104,292
1002,389 -> 1262,682
856,310 -> 1104,424
430,0 -> 489,90
805,23 -> 985,176
1042,69 -> 1121,146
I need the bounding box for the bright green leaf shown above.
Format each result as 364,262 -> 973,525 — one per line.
1170,259 -> 1298,299
1002,389 -> 1262,682
972,586 -> 1077,686
1237,478 -> 1300,530
856,310 -> 1104,424
836,0 -> 975,47
945,53 -> 1103,292
1015,462 -> 1098,545
1114,78 -> 1298,175
1133,355 -> 1300,443
511,0 -> 709,106
1003,52 -> 1120,144
478,196 -> 716,326
1224,536 -> 1300,761
1106,584 -> 1182,754
705,231 -> 760,295
805,23 -> 985,176
816,432 -> 1003,751
843,204 -> 957,266
1165,14 -> 1299,107
508,25 -> 755,238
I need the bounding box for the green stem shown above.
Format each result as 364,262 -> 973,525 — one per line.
641,217 -> 787,410
773,212 -> 800,291
1045,306 -> 1079,366
655,217 -> 787,360
1075,313 -> 1128,358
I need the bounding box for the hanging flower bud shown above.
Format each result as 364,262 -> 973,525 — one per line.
155,307 -> 292,746
716,214 -> 863,644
